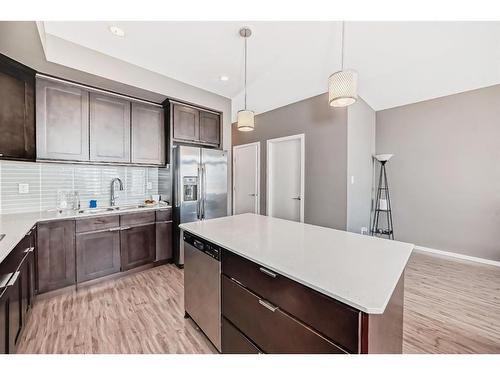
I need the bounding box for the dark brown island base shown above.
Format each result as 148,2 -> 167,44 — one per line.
180,213 -> 413,354
222,247 -> 404,354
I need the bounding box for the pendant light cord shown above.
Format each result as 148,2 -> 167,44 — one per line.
341,21 -> 345,70
244,35 -> 248,110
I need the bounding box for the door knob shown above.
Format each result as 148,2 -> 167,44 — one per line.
248,193 -> 257,197
291,196 -> 301,200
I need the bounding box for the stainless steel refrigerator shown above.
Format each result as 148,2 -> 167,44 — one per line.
172,145 -> 228,267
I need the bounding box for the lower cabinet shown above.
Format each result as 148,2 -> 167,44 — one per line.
120,224 -> 156,271
37,220 -> 76,293
0,231 -> 35,354
76,229 -> 121,282
0,288 -> 7,353
155,221 -> 172,261
222,318 -> 261,354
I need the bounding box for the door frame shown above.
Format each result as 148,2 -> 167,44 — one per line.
266,134 -> 305,222
232,141 -> 261,215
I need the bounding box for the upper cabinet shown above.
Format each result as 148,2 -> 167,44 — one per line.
199,111 -> 221,145
90,93 -> 131,163
131,102 -> 165,165
0,54 -> 36,161
34,77 -> 167,166
36,78 -> 90,161
172,103 -> 221,147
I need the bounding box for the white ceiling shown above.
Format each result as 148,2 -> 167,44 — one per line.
41,21 -> 500,117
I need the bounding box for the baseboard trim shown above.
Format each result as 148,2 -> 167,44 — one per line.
414,245 -> 500,268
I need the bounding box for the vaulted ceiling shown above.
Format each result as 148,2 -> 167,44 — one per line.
40,21 -> 500,118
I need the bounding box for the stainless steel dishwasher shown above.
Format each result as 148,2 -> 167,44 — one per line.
183,231 -> 222,352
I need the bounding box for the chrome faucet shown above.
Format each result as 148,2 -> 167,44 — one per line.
110,178 -> 124,207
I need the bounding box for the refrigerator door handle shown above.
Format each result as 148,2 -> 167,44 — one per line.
201,163 -> 207,219
196,164 -> 201,219
175,150 -> 181,208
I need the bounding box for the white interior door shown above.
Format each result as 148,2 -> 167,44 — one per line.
267,134 -> 305,222
233,142 -> 260,215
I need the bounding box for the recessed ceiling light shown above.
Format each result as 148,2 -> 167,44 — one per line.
109,25 -> 125,37
219,75 -> 229,81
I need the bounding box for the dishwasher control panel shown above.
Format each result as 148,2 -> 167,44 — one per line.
184,232 -> 221,261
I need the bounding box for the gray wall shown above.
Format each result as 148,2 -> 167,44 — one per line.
233,93 -> 348,230
376,85 -> 500,261
346,98 -> 376,234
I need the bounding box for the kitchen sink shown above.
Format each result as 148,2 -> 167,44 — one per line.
76,205 -> 147,215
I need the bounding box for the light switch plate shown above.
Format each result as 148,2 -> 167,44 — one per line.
146,182 -> 153,190
18,183 -> 29,194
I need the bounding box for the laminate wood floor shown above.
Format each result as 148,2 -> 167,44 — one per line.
16,252 -> 500,354
17,265 -> 217,354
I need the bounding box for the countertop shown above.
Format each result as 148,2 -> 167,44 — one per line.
0,204 -> 171,264
180,213 -> 414,314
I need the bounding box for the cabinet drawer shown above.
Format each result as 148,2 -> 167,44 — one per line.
120,212 -> 155,227
222,250 -> 360,353
155,208 -> 172,222
222,317 -> 261,354
75,215 -> 119,233
222,276 -> 345,354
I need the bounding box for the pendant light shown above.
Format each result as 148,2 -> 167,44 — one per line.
237,27 -> 255,132
328,22 -> 358,107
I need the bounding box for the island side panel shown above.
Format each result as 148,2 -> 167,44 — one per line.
360,271 -> 405,354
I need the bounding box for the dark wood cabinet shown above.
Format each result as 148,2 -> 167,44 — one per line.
0,53 -> 36,161
120,224 -> 156,271
199,111 -> 220,145
222,276 -> 345,354
173,104 -> 199,142
90,92 -> 131,163
172,103 -> 221,146
76,229 -> 121,282
222,318 -> 261,354
131,102 -> 165,165
0,288 -> 7,354
155,209 -> 173,262
37,220 -> 76,293
36,77 -> 90,161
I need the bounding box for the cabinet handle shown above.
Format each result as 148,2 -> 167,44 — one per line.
120,226 -> 131,231
7,271 -> 20,287
108,227 -> 121,232
259,267 -> 277,278
23,247 -> 35,253
258,299 -> 278,312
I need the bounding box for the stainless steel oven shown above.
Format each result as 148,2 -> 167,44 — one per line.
183,231 -> 221,352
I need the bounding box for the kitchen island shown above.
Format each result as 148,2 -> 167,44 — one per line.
180,213 -> 414,354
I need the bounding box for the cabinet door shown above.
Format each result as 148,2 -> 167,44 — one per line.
36,78 -> 90,161
90,93 -> 131,163
7,269 -> 22,353
199,111 -> 220,145
173,104 -> 199,142
76,229 -> 121,282
37,220 -> 76,293
0,289 -> 7,354
120,224 -> 155,271
155,221 -> 172,261
131,102 -> 165,165
0,54 -> 36,161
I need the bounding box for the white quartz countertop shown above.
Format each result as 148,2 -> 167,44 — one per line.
0,204 -> 171,264
180,213 -> 414,314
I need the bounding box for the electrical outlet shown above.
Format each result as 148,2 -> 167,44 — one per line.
146,182 -> 153,190
18,183 -> 29,194
361,227 -> 368,235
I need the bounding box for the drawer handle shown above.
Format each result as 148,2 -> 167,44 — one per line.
7,271 -> 20,287
23,247 -> 35,253
120,226 -> 131,231
259,267 -> 277,278
258,299 -> 278,312
108,227 -> 121,232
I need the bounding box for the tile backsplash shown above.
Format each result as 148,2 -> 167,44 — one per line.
0,160 -> 170,215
